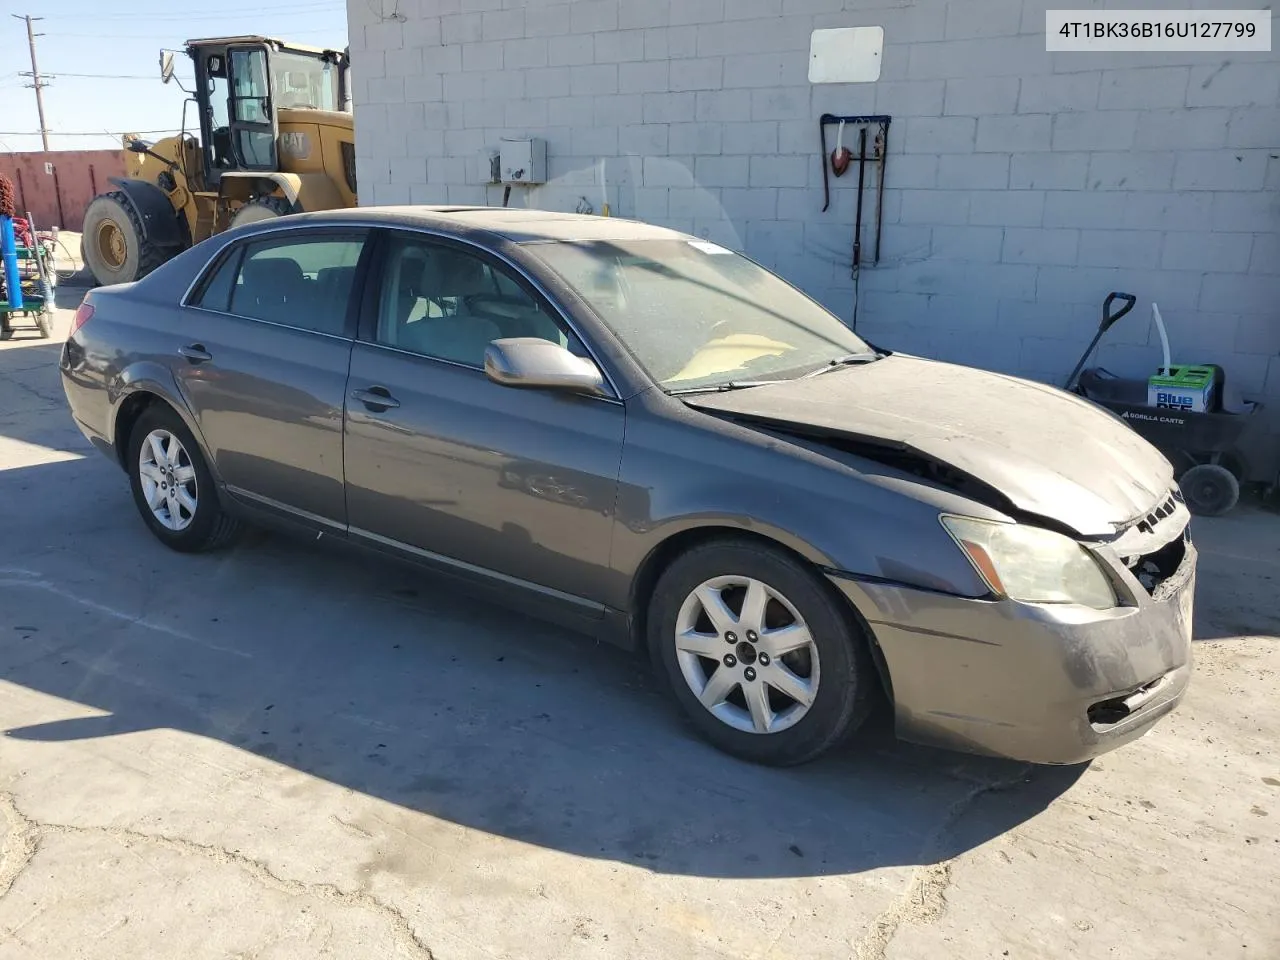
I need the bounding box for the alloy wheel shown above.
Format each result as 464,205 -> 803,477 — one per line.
137,429 -> 199,532
674,575 -> 821,735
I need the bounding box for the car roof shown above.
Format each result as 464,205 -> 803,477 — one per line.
268,206 -> 697,244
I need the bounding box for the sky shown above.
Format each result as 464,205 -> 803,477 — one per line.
0,0 -> 350,153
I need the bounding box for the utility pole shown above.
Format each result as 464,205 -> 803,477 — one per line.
13,14 -> 50,151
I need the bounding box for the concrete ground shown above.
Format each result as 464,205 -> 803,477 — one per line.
1,276 -> 1277,960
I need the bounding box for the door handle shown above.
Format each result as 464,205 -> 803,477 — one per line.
179,343 -> 213,363
351,386 -> 400,412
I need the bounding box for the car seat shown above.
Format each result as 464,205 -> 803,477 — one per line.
234,256 -> 309,327
314,265 -> 357,324
398,248 -> 500,366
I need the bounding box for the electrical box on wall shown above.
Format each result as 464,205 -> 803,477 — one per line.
500,138 -> 547,185
477,148 -> 500,184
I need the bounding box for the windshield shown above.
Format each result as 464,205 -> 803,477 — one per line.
529,239 -> 872,390
271,50 -> 339,110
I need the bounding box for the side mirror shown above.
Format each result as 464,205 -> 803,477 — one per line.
484,338 -> 606,396
160,50 -> 175,84
126,139 -> 149,154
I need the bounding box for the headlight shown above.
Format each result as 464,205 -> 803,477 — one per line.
941,516 -> 1116,609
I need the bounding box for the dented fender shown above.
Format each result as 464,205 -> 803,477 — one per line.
608,392 -> 999,611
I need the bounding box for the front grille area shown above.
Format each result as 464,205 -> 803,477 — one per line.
1133,490 -> 1182,536
1131,491 -> 1177,537
1128,531 -> 1188,596
1112,489 -> 1191,597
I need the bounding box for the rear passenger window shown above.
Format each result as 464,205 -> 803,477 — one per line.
198,234 -> 365,336
192,246 -> 242,313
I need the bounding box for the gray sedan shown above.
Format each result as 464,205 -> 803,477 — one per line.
59,207 -> 1195,766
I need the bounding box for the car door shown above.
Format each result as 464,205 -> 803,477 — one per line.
176,228 -> 369,528
342,230 -> 625,608
226,45 -> 277,170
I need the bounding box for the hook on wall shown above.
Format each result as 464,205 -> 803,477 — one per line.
817,113 -> 891,267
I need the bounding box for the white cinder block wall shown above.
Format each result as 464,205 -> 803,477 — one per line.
349,0 -> 1280,466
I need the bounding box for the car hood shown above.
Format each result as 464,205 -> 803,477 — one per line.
685,354 -> 1173,537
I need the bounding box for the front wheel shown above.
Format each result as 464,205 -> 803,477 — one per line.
126,405 -> 241,552
82,191 -> 167,286
649,540 -> 875,766
229,195 -> 293,228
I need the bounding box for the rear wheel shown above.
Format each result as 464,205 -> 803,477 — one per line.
648,540 -> 875,766
82,191 -> 167,286
1180,463 -> 1240,517
125,405 -> 241,552
229,195 -> 293,228
78,237 -> 98,287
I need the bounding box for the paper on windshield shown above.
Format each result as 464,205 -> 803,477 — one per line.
687,240 -> 733,255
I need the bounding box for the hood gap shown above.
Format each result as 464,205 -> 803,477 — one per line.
709,411 -> 1084,539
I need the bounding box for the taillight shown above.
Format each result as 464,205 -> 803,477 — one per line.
71,300 -> 95,334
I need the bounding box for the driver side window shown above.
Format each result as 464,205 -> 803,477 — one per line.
374,236 -> 581,368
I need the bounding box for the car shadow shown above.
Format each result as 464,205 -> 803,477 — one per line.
53,275 -> 92,311
0,336 -> 79,455
0,442 -> 1090,880
0,334 -> 64,372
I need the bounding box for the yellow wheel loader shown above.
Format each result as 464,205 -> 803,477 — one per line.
82,36 -> 357,286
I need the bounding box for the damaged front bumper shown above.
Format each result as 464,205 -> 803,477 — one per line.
828,538 -> 1196,765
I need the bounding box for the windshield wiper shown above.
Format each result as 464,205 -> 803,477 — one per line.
801,353 -> 882,378
667,379 -> 788,396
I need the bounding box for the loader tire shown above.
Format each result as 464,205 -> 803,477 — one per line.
82,191 -> 167,287
229,195 -> 294,228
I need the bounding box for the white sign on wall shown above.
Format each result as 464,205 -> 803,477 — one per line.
808,27 -> 884,83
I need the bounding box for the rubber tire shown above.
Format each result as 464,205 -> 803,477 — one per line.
126,404 -> 242,553
648,539 -> 875,766
229,195 -> 293,228
35,310 -> 52,339
82,191 -> 167,286
79,237 -> 100,287
1180,463 -> 1240,517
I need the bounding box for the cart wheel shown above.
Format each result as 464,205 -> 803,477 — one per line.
36,310 -> 53,339
1180,463 -> 1240,517
1212,451 -> 1247,484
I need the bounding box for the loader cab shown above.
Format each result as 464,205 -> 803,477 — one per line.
186,36 -> 345,188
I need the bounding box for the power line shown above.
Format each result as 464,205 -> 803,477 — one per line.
46,28 -> 347,40
42,72 -> 196,80
0,128 -> 181,136
42,1 -> 345,20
